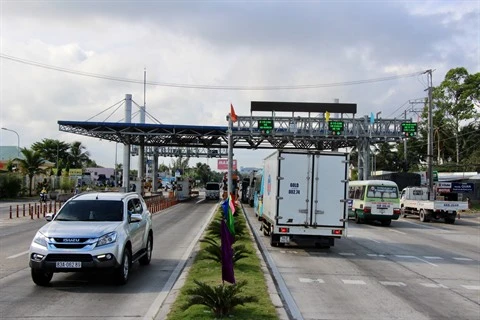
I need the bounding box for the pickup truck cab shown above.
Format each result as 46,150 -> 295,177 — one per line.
400,187 -> 468,224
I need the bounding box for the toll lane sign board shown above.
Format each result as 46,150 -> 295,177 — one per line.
401,122 -> 418,137
328,120 -> 344,135
258,119 -> 274,134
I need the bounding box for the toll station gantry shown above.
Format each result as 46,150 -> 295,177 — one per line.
58,100 -> 418,183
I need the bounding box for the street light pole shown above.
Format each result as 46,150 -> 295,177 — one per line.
1,127 -> 20,157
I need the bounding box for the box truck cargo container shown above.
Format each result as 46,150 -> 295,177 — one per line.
259,150 -> 349,248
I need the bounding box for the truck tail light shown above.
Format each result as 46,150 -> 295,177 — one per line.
393,208 -> 401,215
363,207 -> 371,213
279,227 -> 289,233
332,230 -> 343,235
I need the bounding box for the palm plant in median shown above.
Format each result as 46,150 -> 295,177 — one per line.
16,148 -> 45,196
185,280 -> 257,318
199,236 -> 250,264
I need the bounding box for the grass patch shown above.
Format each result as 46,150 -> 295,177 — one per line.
166,205 -> 278,320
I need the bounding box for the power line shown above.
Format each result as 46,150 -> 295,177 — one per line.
0,53 -> 427,91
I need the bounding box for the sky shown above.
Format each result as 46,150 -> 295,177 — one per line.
0,0 -> 479,173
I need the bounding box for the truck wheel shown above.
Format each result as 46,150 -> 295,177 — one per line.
31,269 -> 53,286
401,206 -> 407,218
381,219 -> 391,226
419,210 -> 430,222
139,234 -> 153,266
445,217 -> 456,224
114,247 -> 131,285
355,212 -> 363,224
270,233 -> 278,247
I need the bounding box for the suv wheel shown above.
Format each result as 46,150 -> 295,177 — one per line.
139,234 -> 153,266
31,269 -> 53,286
114,247 -> 131,285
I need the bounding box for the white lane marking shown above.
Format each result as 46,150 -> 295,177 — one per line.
342,279 -> 366,285
395,255 -> 438,266
7,250 -> 29,259
366,237 -> 381,243
461,285 -> 480,290
389,229 -> 406,235
380,281 -> 406,287
453,257 -> 474,261
401,219 -> 451,232
367,253 -> 386,257
143,204 -> 216,320
339,252 -> 355,256
420,283 -> 448,288
423,256 -> 444,260
413,257 -> 438,267
299,278 -> 325,283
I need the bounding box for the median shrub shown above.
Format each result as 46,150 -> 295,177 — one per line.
166,204 -> 277,320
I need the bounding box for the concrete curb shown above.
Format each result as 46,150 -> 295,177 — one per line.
240,202 -> 290,320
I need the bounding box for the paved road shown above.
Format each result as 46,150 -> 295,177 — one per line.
244,206 -> 480,320
0,197 -> 217,320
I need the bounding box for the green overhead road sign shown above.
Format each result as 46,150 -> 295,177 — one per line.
328,120 -> 344,135
258,119 -> 274,134
401,122 -> 418,137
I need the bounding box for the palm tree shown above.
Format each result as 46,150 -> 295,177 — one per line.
69,141 -> 91,168
16,148 -> 45,196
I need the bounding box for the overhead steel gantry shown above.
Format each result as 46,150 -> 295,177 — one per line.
58,101 -> 415,180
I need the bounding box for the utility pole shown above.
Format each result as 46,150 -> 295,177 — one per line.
403,110 -> 407,171
426,69 -> 434,200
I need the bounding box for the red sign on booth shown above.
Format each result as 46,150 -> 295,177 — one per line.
218,159 -> 237,170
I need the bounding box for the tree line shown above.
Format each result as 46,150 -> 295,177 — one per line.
351,67 -> 480,173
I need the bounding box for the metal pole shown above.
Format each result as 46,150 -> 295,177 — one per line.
123,94 -> 132,192
227,115 -> 233,199
404,110 -> 407,171
426,70 -> 434,200
1,127 -> 20,156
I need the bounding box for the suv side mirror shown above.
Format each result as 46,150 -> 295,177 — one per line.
130,213 -> 143,223
45,213 -> 54,222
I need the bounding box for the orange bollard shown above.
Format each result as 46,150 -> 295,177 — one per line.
9,206 -> 12,219
23,204 -> 26,217
16,205 -> 19,218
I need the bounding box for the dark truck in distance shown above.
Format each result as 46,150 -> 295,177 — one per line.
205,182 -> 221,200
369,172 -> 421,191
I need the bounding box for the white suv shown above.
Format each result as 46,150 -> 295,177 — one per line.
29,192 -> 153,286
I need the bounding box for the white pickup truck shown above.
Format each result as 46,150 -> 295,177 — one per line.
400,187 -> 468,224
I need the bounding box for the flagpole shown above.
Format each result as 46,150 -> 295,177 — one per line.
227,114 -> 233,200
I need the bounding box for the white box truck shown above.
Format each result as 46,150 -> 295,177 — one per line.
259,150 -> 349,248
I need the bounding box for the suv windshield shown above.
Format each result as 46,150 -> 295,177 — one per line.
55,200 -> 124,222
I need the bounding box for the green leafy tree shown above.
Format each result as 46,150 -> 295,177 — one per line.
16,148 -> 45,196
31,139 -> 70,170
194,162 -> 213,185
432,67 -> 480,163
68,141 -> 91,168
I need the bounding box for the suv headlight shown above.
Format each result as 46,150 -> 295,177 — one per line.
96,232 -> 117,247
33,232 -> 48,247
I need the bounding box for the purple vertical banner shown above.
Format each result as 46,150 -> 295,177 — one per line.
220,218 -> 235,284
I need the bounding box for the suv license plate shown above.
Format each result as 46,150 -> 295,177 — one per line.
56,261 -> 81,268
280,236 -> 290,243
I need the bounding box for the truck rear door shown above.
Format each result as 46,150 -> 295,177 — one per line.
277,152 -> 312,225
311,153 -> 347,227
